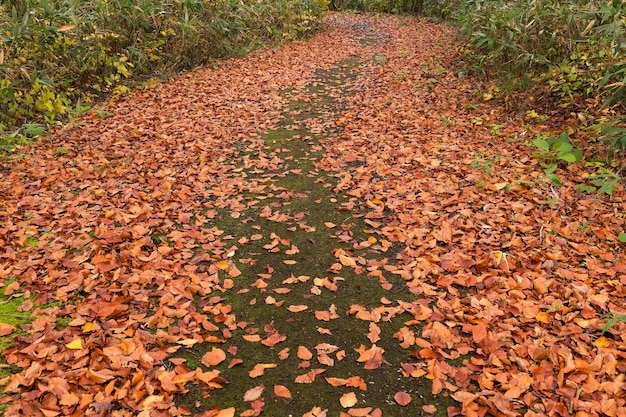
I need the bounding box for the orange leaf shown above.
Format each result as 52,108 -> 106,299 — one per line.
367,323 -> 381,343
326,377 -> 347,387
0,323 -> 16,336
274,385 -> 292,399
215,408 -> 236,417
339,255 -> 357,267
422,405 -> 437,414
201,347 -> 226,367
298,346 -> 313,360
295,368 -> 325,383
287,305 -> 308,312
394,392 -> 411,406
340,392 -> 358,408
594,336 -> 610,348
249,364 -> 265,378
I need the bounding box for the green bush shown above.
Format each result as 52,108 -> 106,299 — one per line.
0,0 -> 324,143
330,0 -> 459,18
454,0 -> 625,108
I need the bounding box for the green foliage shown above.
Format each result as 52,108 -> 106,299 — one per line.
601,311 -> 626,335
330,0 -> 459,18
454,0 -> 625,108
579,166 -> 621,195
0,0 -> 324,151
532,132 -> 582,184
600,124 -> 626,162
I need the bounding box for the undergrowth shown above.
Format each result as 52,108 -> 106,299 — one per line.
0,0 -> 326,152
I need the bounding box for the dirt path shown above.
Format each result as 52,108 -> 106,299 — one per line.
1,13 -> 625,417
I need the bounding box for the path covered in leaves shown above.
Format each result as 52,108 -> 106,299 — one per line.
1,13 -> 625,417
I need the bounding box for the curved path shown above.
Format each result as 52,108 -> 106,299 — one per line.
1,13 -> 624,417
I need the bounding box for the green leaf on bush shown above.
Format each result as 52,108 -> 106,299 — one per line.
532,138 -> 550,151
558,153 -> 578,163
23,124 -> 46,136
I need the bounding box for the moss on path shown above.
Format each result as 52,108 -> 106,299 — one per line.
174,45 -> 454,417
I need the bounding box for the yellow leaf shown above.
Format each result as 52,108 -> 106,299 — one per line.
594,336 -> 610,348
287,305 -> 308,312
216,260 -> 229,270
216,408 -> 236,417
82,322 -> 94,333
56,25 -> 76,32
339,255 -> 356,267
66,338 -> 84,350
535,312 -> 550,323
340,392 -> 358,408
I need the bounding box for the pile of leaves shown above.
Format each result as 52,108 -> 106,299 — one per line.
0,12 -> 625,417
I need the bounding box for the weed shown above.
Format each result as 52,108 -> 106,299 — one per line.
601,311 -> 626,335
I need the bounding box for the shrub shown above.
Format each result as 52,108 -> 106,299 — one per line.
0,0 -> 324,144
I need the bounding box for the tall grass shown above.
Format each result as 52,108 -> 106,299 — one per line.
0,0 -> 324,149
330,0 -> 459,18
454,0 -> 625,107
454,0 -> 626,162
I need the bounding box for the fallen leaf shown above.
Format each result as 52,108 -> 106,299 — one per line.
295,368 -> 325,383
394,391 -> 411,406
201,347 -> 226,367
243,385 -> 264,401
0,323 -> 16,336
339,255 -> 357,267
298,346 -> 313,360
215,408 -> 236,417
339,392 -> 358,408
422,405 -> 437,413
274,385 -> 292,398
216,260 -> 229,270
65,338 -> 84,350
287,305 -> 309,312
